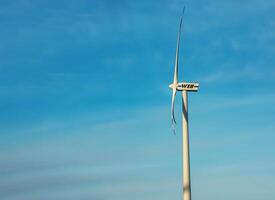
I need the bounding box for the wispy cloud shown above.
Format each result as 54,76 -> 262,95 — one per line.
199,62 -> 275,83
0,105 -> 179,199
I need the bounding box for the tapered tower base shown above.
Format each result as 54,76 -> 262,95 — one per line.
182,91 -> 191,200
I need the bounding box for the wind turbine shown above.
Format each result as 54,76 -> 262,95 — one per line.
169,7 -> 199,200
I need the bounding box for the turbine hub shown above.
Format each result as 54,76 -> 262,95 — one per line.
169,83 -> 177,89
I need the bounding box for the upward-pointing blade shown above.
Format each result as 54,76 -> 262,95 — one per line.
171,7 -> 185,133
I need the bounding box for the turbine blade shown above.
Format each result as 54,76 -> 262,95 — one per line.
182,93 -> 188,122
171,88 -> 177,124
171,88 -> 177,134
173,6 -> 185,85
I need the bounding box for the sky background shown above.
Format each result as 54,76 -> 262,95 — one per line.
0,0 -> 275,199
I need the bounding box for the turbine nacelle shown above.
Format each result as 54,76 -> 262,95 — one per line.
169,82 -> 199,92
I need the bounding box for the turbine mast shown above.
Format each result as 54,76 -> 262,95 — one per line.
182,91 -> 191,200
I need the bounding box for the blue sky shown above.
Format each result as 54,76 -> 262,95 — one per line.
0,0 -> 275,199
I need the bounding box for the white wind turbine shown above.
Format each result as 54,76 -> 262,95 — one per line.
169,7 -> 199,200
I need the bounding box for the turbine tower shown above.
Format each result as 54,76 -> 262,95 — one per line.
169,7 -> 199,200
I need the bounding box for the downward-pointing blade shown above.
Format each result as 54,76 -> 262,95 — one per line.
171,88 -> 177,124
171,88 -> 177,134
